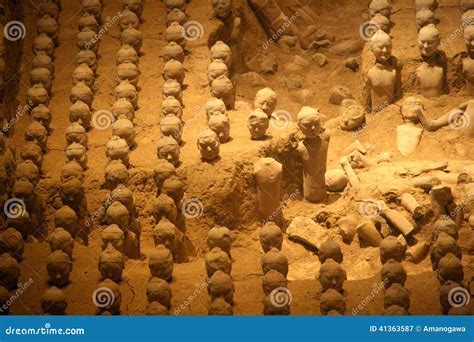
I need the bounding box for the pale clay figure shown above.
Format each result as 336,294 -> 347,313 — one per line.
206,247 -> 232,277
105,160 -> 129,190
297,107 -> 330,202
254,158 -> 282,220
247,108 -> 269,140
208,113 -> 230,143
160,114 -> 183,144
197,128 -> 220,161
254,88 -> 277,117
207,226 -> 232,255
211,75 -> 235,110
157,137 -> 180,167
149,244 -> 174,281
262,269 -> 287,295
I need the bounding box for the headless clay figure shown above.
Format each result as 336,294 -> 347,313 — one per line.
396,96 -> 424,156
365,30 -> 399,113
253,158 -> 282,221
297,107 -> 330,202
416,24 -> 446,98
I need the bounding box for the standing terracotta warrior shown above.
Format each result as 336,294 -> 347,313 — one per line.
254,158 -> 282,221
297,107 -> 330,202
365,30 -> 400,113
415,24 -> 447,98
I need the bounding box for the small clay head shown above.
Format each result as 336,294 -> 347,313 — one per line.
206,247 -> 232,277
371,13 -> 390,33
106,201 -> 130,232
153,218 -> 178,253
297,106 -> 321,139
416,8 -> 435,30
208,297 -> 233,315
47,227 -> 74,258
160,114 -> 183,143
384,305 -> 409,315
381,259 -> 407,288
12,178 -> 35,203
161,176 -> 185,206
369,0 -> 391,18
15,160 -> 40,187
432,217 -> 458,241
146,301 -> 169,315
430,232 -> 461,270
46,250 -> 72,287
208,113 -> 230,143
162,79 -> 182,104
261,247 -> 288,277
153,160 -> 176,192
207,226 -> 232,255
340,104 -> 365,131
401,96 -> 424,123
95,279 -> 121,314
439,280 -> 464,313
149,244 -> 174,281
197,128 -> 220,161
60,177 -> 84,206
319,240 -> 343,264
99,244 -> 125,282
418,24 -> 440,58
319,258 -> 346,292
437,253 -> 464,284
101,224 -> 125,253
0,253 -> 20,290
262,269 -> 287,295
41,286 -> 67,315
152,194 -> 178,223
254,88 -> 277,117
205,97 -> 227,119
0,228 -> 24,261
208,270 -> 234,304
161,96 -> 182,118
380,236 -> 406,264
208,59 -> 229,85
263,293 -> 290,315
320,289 -> 346,315
212,0 -> 232,20
247,108 -> 269,140
370,30 -> 392,63
259,222 -> 283,253
210,41 -> 232,68
105,160 -> 129,190
384,283 -> 410,310
157,137 -> 180,167
146,277 -> 172,309
54,206 -> 78,235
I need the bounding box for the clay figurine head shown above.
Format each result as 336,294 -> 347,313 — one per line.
0,253 -> 20,290
60,177 -> 84,207
116,44 -> 139,65
12,178 -> 35,204
208,297 -> 233,315
115,80 -> 138,110
415,0 -> 438,11
401,96 -> 424,123
162,96 -> 183,118
0,228 -> 24,261
259,222 -> 283,253
208,60 -> 229,86
78,12 -> 99,33
163,41 -> 185,63
439,280 -> 463,314
197,128 -> 220,161
369,0 -> 391,18
319,240 -> 343,264
384,305 -> 409,315
384,283 -> 410,310
48,228 -> 74,258
261,247 -> 288,277
119,9 -> 140,31
254,88 -> 277,117
95,279 -> 121,314
152,194 -> 178,223
21,142 -> 43,171
162,79 -> 183,105
380,236 -> 406,264
76,49 -> 98,72
212,0 -> 232,20
207,226 -> 232,255
247,108 -> 269,140
149,244 -> 174,281
205,97 -> 227,120
163,59 -> 185,85
161,176 -> 185,205
66,142 -> 87,170
263,293 -> 290,315
297,106 -> 322,139
262,269 -> 287,295
54,206 -> 78,236
381,259 -> 407,288
210,41 -> 232,68
153,160 -> 176,192
437,253 -> 464,284
430,232 -> 461,270
432,217 -> 458,241
462,9 -> 474,27
418,24 -> 441,58
371,13 -> 390,33
464,25 -> 474,57
157,136 -> 180,167
99,244 -> 125,282
146,301 -> 169,315
106,136 -> 130,167
31,104 -> 52,131
66,122 -> 88,147
160,114 -> 183,143
211,75 -> 234,110
166,8 -> 187,26
25,121 -> 48,151
208,270 -> 234,304
320,289 -> 346,315
46,250 -> 72,287
101,224 -> 125,253
319,258 -> 346,292
111,185 -> 135,217
165,22 -> 186,48
41,286 -> 67,315
106,201 -> 130,232
206,247 -> 232,277
120,27 -> 143,53
69,100 -> 91,129
370,30 -> 392,63
152,218 -> 178,254
0,286 -> 10,314
416,8 -> 435,31
340,104 -> 365,131
146,277 -> 172,308
104,160 -> 129,190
